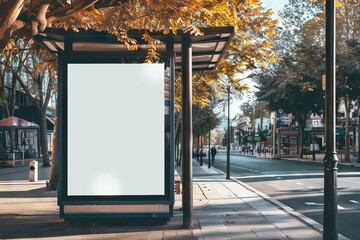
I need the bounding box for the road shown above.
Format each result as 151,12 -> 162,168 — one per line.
211,153 -> 360,240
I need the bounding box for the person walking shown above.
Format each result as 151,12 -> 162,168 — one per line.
211,146 -> 217,163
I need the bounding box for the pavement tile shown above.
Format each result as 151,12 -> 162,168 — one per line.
196,230 -> 231,240
0,159 -> 329,240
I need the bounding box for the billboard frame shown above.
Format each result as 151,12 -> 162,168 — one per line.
57,52 -> 175,219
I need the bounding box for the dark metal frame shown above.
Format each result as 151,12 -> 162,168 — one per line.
57,52 -> 175,217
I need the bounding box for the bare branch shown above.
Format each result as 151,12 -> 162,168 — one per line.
31,1 -> 52,35
0,0 -> 25,40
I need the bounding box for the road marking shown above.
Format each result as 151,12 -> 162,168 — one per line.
305,202 -> 323,206
308,186 -> 315,189
305,202 -> 345,210
286,180 -> 292,182
296,182 -> 303,185
350,200 -> 359,204
276,177 -> 282,180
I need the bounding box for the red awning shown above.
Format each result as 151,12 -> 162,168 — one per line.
46,116 -> 55,125
278,127 -> 299,137
0,117 -> 39,128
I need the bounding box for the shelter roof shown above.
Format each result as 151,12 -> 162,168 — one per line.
34,27 -> 235,71
0,117 -> 39,128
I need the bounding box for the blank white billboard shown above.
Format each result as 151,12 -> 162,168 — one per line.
67,63 -> 164,196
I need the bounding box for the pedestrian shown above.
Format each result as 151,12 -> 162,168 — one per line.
211,146 -> 217,163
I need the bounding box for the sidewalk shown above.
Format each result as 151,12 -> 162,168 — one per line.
0,161 -> 346,239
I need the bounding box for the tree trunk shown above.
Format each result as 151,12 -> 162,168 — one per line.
49,113 -> 57,189
39,111 -> 50,167
10,76 -> 16,116
298,111 -> 307,159
358,109 -> 360,162
0,67 -> 10,118
344,97 -> 350,162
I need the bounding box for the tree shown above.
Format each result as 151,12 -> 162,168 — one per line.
1,0 -> 278,110
1,0 -> 279,184
255,0 -> 360,159
4,39 -> 57,167
193,105 -> 221,144
0,41 -> 18,120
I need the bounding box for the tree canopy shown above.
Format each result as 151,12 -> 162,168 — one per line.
1,0 -> 279,110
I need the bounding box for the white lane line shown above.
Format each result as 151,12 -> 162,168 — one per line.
305,202 -> 345,210
350,200 -> 360,204
276,177 -> 282,180
296,182 -> 303,185
308,186 -> 315,189
286,180 -> 292,182
305,202 -> 323,206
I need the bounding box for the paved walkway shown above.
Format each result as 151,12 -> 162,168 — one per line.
0,160 -> 348,239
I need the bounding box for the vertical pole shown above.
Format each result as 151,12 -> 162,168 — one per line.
200,136 -> 203,166
226,86 -> 230,179
252,104 -> 255,155
181,37 -> 193,229
272,113 -> 276,156
260,103 -> 263,155
323,0 -> 338,239
208,116 -> 211,168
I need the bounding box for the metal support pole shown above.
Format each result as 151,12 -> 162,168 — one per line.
208,117 -> 211,168
226,86 -> 231,180
200,136 -> 203,166
272,115 -> 276,156
181,37 -> 193,229
323,0 -> 338,239
252,107 -> 255,155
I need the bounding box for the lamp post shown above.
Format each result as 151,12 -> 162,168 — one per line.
208,116 -> 211,168
323,0 -> 339,239
272,113 -> 276,157
219,74 -> 256,180
226,85 -> 231,179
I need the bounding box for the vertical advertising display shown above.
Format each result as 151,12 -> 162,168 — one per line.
67,63 -> 165,196
58,54 -> 174,218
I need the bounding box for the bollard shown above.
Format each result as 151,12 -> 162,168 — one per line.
29,160 -> 38,182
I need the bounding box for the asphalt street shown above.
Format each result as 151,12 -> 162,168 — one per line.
210,153 -> 360,240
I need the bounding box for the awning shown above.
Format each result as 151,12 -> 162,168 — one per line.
34,26 -> 235,71
46,116 -> 55,125
277,127 -> 299,137
0,117 -> 39,128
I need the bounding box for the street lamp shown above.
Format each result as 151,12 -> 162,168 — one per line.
219,74 -> 256,180
226,85 -> 231,179
323,0 -> 339,239
272,113 -> 276,157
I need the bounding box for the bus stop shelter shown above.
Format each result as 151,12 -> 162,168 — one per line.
35,26 -> 234,222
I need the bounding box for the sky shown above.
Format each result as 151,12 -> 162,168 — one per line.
226,0 -> 287,119
261,0 -> 287,19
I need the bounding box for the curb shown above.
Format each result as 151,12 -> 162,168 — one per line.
202,163 -> 350,240
231,153 -> 358,167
